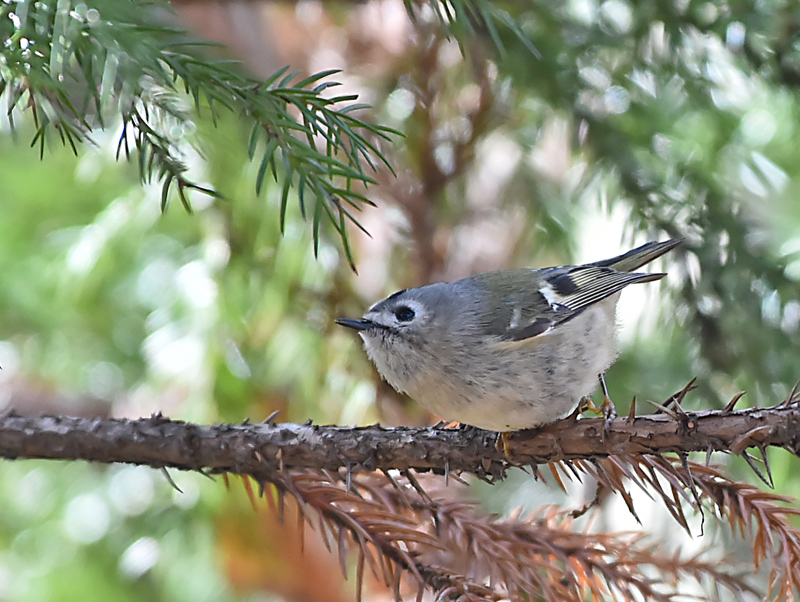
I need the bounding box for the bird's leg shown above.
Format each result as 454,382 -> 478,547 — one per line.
580,375 -> 616,434
579,396 -> 602,415
495,432 -> 513,461
598,373 -> 616,431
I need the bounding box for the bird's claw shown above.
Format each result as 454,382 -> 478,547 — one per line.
598,373 -> 616,438
600,395 -> 617,436
568,397 -> 591,423
495,432 -> 513,461
581,375 -> 617,439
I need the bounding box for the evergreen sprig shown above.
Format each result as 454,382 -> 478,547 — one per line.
405,0 -> 540,58
0,0 -> 397,264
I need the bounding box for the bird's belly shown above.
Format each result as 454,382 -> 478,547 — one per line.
410,372 -> 588,431
406,303 -> 619,431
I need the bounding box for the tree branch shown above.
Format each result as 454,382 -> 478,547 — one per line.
1,391 -> 799,480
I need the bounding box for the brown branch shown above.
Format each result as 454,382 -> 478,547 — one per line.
250,469 -> 754,602
1,389 -> 799,479
283,471 -> 497,602
3,395 -> 798,600
422,500 -> 754,601
558,455 -> 800,601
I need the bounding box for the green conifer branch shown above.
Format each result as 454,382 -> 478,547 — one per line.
0,0 -> 398,265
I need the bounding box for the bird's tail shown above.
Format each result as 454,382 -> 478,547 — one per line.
593,239 -> 683,272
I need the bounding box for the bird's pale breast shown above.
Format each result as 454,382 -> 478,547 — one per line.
391,297 -> 620,431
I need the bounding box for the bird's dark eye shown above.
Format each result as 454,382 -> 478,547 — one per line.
394,306 -> 415,322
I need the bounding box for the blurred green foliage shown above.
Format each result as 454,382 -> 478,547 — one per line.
0,0 -> 396,267
1,0 -> 800,600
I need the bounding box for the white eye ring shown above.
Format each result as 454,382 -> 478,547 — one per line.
390,299 -> 425,325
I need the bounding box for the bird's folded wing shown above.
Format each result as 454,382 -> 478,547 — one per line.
501,266 -> 665,342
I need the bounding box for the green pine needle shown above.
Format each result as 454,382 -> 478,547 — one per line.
0,0 -> 400,267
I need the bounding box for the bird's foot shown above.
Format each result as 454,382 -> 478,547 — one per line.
569,396 -> 592,423
433,420 -> 462,429
598,373 -> 617,434
601,395 -> 617,427
583,396 -> 617,426
495,431 -> 513,461
580,374 -> 617,438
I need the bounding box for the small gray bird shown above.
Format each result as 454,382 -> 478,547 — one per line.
336,239 -> 681,432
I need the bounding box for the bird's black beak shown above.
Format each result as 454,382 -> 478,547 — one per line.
335,318 -> 378,331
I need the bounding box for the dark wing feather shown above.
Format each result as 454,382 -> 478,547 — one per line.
590,238 -> 682,271
555,266 -> 664,310
502,266 -> 665,342
472,240 -> 678,342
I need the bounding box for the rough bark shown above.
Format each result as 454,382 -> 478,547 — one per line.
1,397 -> 799,481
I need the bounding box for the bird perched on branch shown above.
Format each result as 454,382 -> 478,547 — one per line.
337,239 -> 681,433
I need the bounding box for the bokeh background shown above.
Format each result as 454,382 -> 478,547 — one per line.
2,0 -> 800,600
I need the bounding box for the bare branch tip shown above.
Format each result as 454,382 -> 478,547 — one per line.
626,397 -> 637,422
780,382 -> 800,407
741,451 -> 773,488
675,378 -> 697,405
264,409 -> 280,425
757,444 -> 775,489
648,399 -> 680,420
724,391 -> 747,413
160,467 -> 184,493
